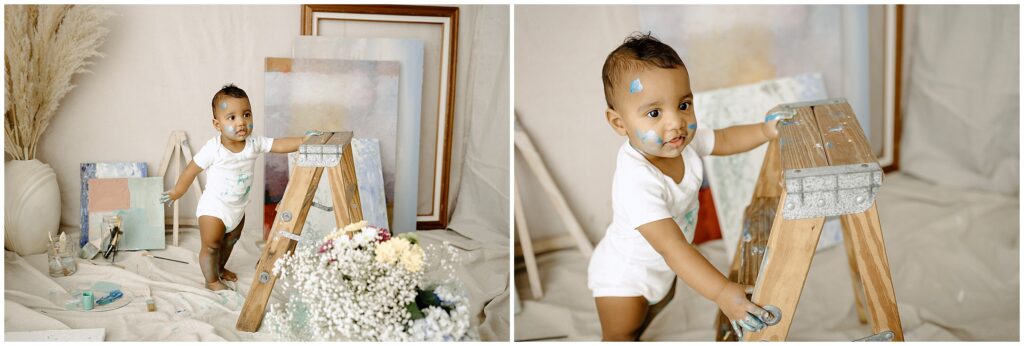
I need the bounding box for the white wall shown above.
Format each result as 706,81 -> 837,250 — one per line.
514,6 -> 640,242
33,5 -> 509,240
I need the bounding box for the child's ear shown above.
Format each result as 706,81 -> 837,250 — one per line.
606,108 -> 627,136
211,118 -> 220,130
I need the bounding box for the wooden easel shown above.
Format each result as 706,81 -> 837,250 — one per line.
714,99 -> 903,342
158,130 -> 203,247
236,131 -> 362,332
513,117 -> 594,299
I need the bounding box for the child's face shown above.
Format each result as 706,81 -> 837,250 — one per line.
606,66 -> 697,159
213,96 -> 253,142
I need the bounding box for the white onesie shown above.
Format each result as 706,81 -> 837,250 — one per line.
587,127 -> 715,304
192,135 -> 274,231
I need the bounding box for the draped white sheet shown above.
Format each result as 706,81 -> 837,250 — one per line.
514,172 -> 1019,341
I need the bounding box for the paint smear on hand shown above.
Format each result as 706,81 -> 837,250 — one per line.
629,78 -> 643,94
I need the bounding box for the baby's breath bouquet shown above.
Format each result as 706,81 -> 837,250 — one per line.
265,221 -> 477,341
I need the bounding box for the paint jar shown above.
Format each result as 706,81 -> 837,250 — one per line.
82,291 -> 94,310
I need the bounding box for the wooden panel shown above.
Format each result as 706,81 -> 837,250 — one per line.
321,131 -> 354,147
326,142 -> 363,227
237,165 -> 324,332
778,106 -> 829,172
812,102 -> 878,166
744,191 -> 825,341
753,138 -> 784,199
841,222 -> 870,325
840,203 -> 904,340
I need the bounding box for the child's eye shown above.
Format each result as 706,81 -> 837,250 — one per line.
679,102 -> 692,111
646,109 -> 661,118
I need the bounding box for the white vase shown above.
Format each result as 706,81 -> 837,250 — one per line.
5,159 -> 61,256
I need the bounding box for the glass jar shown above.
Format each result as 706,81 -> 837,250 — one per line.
47,233 -> 78,277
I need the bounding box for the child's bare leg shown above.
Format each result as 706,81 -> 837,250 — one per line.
595,296 -> 649,341
198,215 -> 228,291
218,215 -> 244,282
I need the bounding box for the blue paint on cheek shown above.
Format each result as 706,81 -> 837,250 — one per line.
247,124 -> 253,130
688,123 -> 697,130
629,78 -> 643,94
225,126 -> 235,134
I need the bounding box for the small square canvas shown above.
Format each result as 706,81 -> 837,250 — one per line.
87,177 -> 165,251
80,162 -> 148,246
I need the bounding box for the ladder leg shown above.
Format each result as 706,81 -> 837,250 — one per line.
840,203 -> 903,340
744,191 -> 825,341
236,165 -> 323,332
326,143 -> 363,227
840,218 -> 869,324
514,182 -> 543,299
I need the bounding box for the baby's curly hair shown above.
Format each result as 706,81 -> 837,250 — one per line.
211,83 -> 249,118
601,32 -> 686,110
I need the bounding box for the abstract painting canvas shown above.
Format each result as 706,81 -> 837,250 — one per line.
293,36 -> 424,233
87,177 -> 165,251
288,138 -> 388,252
80,162 -> 148,246
264,57 -> 400,237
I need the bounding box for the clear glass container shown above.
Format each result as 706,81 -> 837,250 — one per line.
47,233 -> 78,277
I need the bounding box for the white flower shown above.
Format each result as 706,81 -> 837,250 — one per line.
401,244 -> 425,272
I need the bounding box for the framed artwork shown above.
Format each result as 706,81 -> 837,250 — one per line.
79,162 -> 148,246
264,58 -> 400,235
302,4 -> 459,229
292,35 -> 424,232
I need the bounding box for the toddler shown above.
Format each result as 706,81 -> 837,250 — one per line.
587,34 -> 782,340
161,84 -> 309,291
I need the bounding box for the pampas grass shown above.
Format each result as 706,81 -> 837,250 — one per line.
5,5 -> 113,160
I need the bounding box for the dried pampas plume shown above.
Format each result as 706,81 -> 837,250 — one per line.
5,5 -> 113,160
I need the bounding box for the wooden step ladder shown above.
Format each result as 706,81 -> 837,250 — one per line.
714,99 -> 903,342
236,131 -> 363,332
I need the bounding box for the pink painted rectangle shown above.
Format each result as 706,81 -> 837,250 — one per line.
87,178 -> 130,212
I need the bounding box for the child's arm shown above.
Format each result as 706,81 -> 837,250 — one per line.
270,130 -> 323,154
160,161 -> 203,205
637,218 -> 769,333
710,119 -> 780,156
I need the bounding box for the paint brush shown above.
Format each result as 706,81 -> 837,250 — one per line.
141,251 -> 188,264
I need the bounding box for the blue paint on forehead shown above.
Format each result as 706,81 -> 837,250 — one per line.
629,78 -> 643,94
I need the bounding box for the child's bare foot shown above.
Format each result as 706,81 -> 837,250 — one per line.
219,268 -> 238,282
206,280 -> 229,291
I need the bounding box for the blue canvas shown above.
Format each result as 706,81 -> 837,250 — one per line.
80,162 -> 147,246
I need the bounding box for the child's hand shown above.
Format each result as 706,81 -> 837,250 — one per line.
714,281 -> 771,338
160,190 -> 181,206
761,106 -> 794,140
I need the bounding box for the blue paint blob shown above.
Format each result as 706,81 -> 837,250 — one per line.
629,78 -> 643,94
688,123 -> 697,130
219,101 -> 228,110
247,124 -> 254,130
828,124 -> 844,133
825,141 -> 834,148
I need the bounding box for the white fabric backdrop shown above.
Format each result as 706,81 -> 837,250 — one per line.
900,5 -> 1019,195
